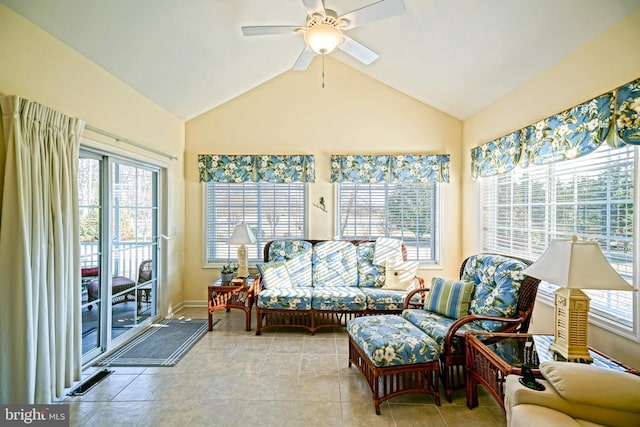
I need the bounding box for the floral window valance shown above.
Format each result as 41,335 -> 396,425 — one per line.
330,154 -> 450,183
471,131 -> 522,179
198,154 -> 315,183
471,76 -> 640,178
522,92 -> 614,166
616,79 -> 640,145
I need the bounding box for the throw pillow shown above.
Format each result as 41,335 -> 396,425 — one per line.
256,261 -> 293,289
424,277 -> 474,319
382,258 -> 419,290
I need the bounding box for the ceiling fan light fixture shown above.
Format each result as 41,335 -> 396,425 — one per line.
304,23 -> 343,54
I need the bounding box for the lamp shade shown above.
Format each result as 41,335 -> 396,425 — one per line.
523,236 -> 634,291
227,223 -> 257,245
304,23 -> 343,54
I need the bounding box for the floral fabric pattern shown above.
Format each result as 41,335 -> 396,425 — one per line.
356,243 -> 385,288
330,154 -> 450,183
390,155 -> 450,183
256,261 -> 292,289
198,154 -> 315,183
198,155 -> 254,183
401,309 -> 485,354
362,288 -> 419,311
464,254 -> 525,331
330,155 -> 390,183
312,241 -> 358,287
347,315 -> 441,367
311,287 -> 367,311
267,240 -> 313,286
522,92 -> 614,166
616,78 -> 640,145
255,155 -> 315,183
471,131 -> 522,179
256,287 -> 313,310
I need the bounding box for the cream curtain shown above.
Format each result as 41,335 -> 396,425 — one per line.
0,96 -> 84,403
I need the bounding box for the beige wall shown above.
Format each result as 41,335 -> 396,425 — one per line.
463,9 -> 640,368
184,57 -> 463,303
0,5 -> 186,312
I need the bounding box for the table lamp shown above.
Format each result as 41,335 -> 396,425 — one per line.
228,223 -> 257,279
523,236 -> 635,362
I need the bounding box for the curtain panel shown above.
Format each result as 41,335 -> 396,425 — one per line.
330,154 -> 450,183
0,96 -> 84,403
198,154 -> 315,183
471,76 -> 640,178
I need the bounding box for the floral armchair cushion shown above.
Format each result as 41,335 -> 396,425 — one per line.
267,240 -> 313,286
356,242 -> 385,288
463,254 -> 526,331
361,287 -> 420,311
312,241 -> 358,287
402,309 -> 486,354
347,315 -> 441,367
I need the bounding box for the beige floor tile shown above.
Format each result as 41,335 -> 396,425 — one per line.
70,307 -> 508,426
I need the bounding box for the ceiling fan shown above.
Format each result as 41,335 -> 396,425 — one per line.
241,0 -> 406,71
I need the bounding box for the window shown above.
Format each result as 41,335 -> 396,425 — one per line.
204,182 -> 307,264
336,182 -> 440,263
479,143 -> 636,332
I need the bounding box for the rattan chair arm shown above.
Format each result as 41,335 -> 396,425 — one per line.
443,314 -> 523,356
403,287 -> 430,309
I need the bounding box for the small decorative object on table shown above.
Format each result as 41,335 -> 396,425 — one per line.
220,263 -> 237,284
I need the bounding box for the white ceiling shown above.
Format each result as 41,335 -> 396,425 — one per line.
2,0 -> 639,121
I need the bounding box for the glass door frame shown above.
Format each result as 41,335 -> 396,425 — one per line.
80,146 -> 165,366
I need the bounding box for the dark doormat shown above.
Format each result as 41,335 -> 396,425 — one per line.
94,318 -> 216,367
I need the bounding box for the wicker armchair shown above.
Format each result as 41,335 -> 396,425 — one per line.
404,253 -> 540,402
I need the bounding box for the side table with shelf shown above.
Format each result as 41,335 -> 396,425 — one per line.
465,332 -> 639,410
208,277 -> 255,331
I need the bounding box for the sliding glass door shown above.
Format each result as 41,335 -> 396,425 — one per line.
79,151 -> 160,362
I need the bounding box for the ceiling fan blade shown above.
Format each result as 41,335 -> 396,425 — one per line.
302,0 -> 326,18
292,45 -> 316,70
338,0 -> 405,30
241,26 -> 301,36
338,35 -> 379,65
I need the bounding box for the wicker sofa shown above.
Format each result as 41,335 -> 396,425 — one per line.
254,239 -> 425,335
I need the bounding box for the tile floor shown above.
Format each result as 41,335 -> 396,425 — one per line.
64,307 -> 507,426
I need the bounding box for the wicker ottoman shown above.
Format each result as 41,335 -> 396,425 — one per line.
347,315 -> 441,414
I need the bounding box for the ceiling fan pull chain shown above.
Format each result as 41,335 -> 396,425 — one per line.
322,54 -> 325,89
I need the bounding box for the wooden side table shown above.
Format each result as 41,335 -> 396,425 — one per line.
208,277 -> 255,331
465,332 -> 638,410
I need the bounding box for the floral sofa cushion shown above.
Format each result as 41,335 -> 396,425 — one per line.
356,242 -> 385,288
256,287 -> 313,311
402,309 -> 486,354
256,261 -> 293,289
463,254 -> 526,331
361,288 -> 420,311
312,241 -> 358,287
347,315 -> 441,367
311,287 -> 367,311
267,240 -> 313,286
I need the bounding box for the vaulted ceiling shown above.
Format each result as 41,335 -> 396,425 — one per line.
2,0 -> 639,121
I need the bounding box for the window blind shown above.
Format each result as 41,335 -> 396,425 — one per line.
337,182 -> 440,263
204,182 -> 306,264
479,143 -> 636,328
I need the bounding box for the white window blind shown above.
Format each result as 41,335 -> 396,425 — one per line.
337,182 -> 440,263
204,182 -> 306,264
479,143 -> 636,329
